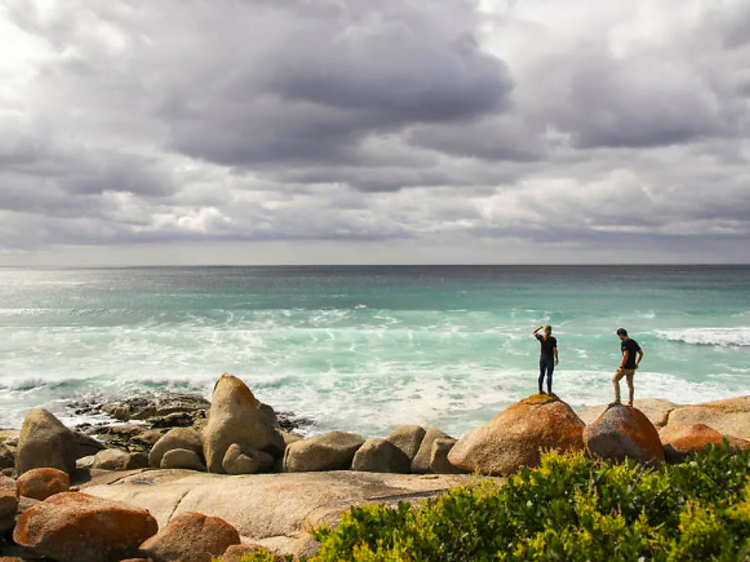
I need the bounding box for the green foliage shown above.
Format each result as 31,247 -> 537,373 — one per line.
308,441 -> 750,562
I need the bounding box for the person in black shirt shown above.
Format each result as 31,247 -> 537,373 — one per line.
613,327 -> 644,407
533,325 -> 558,395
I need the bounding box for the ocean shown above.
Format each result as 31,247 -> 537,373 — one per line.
1,265 -> 749,437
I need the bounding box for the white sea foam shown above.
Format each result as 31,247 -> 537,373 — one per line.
657,327 -> 750,347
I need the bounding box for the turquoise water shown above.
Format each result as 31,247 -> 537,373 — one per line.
1,265 -> 749,437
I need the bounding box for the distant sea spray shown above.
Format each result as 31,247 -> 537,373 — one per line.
1,265 -> 749,436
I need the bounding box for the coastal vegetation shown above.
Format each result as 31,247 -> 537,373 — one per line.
240,441 -> 750,561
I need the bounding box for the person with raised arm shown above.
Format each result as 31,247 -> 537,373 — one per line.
532,325 -> 558,395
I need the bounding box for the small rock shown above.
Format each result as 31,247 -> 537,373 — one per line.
430,438 -> 464,474
161,448 -> 207,471
149,428 -> 203,469
0,476 -> 19,532
411,428 -> 452,474
140,511 -> 240,562
13,491 -> 158,562
222,444 -> 274,475
386,425 -> 426,464
221,443 -> 274,474
352,438 -> 411,473
73,432 -> 106,459
92,449 -> 148,471
584,403 -> 664,467
16,467 -> 70,501
16,408 -> 77,476
0,441 -> 14,469
76,455 -> 96,470
283,431 -> 365,472
148,412 -> 194,429
221,544 -> 277,562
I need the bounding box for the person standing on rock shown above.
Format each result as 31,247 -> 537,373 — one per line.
613,328 -> 643,407
532,325 -> 558,395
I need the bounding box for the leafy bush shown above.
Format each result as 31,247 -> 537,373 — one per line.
306,441 -> 750,561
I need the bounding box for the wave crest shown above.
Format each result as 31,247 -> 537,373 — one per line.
657,327 -> 750,347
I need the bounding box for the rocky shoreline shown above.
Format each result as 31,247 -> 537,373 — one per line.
3,373 -> 750,561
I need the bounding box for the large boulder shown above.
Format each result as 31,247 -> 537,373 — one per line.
667,396 -> 750,439
283,431 -> 365,472
448,394 -> 586,476
430,438 -> 465,474
386,425 -> 426,464
659,422 -> 725,463
584,404 -> 664,467
411,428 -> 452,474
16,467 -> 69,500
0,476 -> 19,532
351,438 -> 411,473
203,374 -> 285,473
13,492 -> 158,562
74,432 -> 106,459
92,449 -> 148,471
222,443 -> 274,475
161,448 -> 206,471
15,408 -> 77,475
149,428 -> 203,469
139,511 -> 240,562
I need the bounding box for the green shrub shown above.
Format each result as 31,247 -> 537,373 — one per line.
308,441 -> 750,561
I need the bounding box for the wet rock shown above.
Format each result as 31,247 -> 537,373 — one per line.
160,448 -> 206,471
149,428 -> 203,469
449,394 -> 586,476
92,449 -> 148,471
16,467 -> 70,500
283,431 -> 365,472
584,403 -> 664,467
352,438 -> 411,473
0,441 -> 14,470
386,425 -> 426,464
147,412 -> 194,429
203,374 -> 285,473
411,428 -> 452,474
13,492 -> 158,562
73,432 -> 106,459
16,408 -> 77,476
139,511 -> 240,562
222,444 -> 273,475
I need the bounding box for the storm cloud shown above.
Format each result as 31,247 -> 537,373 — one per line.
0,0 -> 749,263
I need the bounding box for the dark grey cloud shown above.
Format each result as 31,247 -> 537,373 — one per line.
0,0 -> 749,262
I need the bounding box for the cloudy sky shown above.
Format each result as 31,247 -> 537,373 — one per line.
1,0 -> 749,265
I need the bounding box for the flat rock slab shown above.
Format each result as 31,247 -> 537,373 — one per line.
667,396 -> 750,439
577,398 -> 679,427
82,469 -> 470,541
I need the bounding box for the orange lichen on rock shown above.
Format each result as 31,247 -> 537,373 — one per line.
448,394 -> 586,476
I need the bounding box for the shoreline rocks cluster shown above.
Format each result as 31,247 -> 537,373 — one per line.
2,373 -> 750,560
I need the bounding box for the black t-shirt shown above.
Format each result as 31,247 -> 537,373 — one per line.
536,334 -> 557,358
621,338 -> 641,369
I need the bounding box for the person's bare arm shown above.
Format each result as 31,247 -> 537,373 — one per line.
533,326 -> 543,336
554,346 -> 559,365
636,349 -> 644,368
